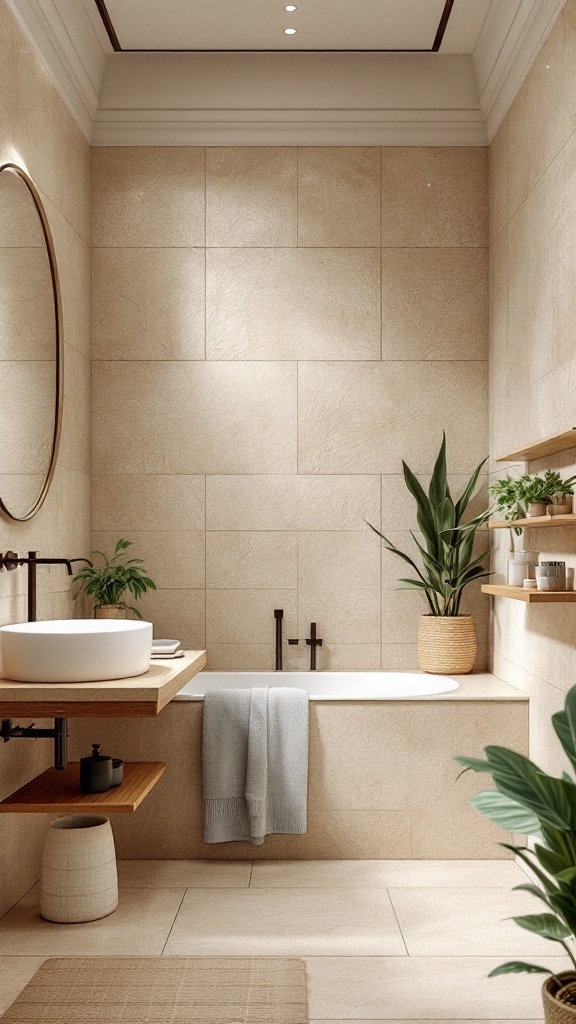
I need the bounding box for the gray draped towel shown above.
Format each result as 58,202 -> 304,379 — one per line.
202,686 -> 309,845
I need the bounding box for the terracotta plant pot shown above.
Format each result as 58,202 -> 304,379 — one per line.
417,614 -> 477,675
542,974 -> 576,1024
40,814 -> 118,923
95,604 -> 127,620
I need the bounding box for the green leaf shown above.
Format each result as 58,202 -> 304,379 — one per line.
453,754 -> 493,775
454,456 -> 489,523
488,962 -> 552,978
429,431 -> 447,507
468,790 -> 543,836
483,745 -> 576,832
509,913 -> 571,941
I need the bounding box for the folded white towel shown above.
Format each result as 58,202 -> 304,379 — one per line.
202,686 -> 309,845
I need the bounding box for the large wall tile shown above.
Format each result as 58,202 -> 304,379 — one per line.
92,530 -> 205,590
206,248 -> 380,360
507,2 -> 576,219
297,147 -> 380,247
298,361 -> 488,474
381,148 -> 488,247
381,247 -> 488,361
206,475 -> 380,531
297,532 -> 381,644
93,361 -> 297,474
206,589 -> 297,644
92,147 -> 205,247
138,588 -> 206,649
206,147 -> 296,246
206,532 -> 297,589
488,114 -> 508,244
93,248 -> 205,360
92,474 -> 205,531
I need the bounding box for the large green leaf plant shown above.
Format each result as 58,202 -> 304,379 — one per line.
366,433 -> 492,616
455,683 -> 576,989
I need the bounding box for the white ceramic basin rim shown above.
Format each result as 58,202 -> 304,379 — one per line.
0,619 -> 153,683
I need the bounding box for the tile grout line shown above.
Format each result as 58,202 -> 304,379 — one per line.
385,888 -> 410,957
160,888 -> 188,956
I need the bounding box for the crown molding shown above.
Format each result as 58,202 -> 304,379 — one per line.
92,108 -> 487,147
4,0 -> 109,140
474,0 -> 565,139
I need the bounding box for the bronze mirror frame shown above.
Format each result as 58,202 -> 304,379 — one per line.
0,162 -> 64,523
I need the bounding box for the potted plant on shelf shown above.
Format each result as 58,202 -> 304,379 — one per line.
72,539 -> 156,619
490,471 -> 576,524
366,433 -> 492,675
454,683 -> 576,1024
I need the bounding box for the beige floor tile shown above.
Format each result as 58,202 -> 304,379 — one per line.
306,956 -> 567,1019
0,888 -> 185,956
164,887 -> 406,956
250,860 -> 525,889
0,957 -> 46,1015
117,860 -> 251,888
389,887 -> 554,956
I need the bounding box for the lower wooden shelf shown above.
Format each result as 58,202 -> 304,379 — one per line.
481,584 -> 576,603
0,761 -> 166,813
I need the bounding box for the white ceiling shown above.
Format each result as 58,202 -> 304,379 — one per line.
4,0 -> 567,145
102,0 -> 492,54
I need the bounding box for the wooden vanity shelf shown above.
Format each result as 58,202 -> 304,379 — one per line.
481,584 -> 576,603
489,514 -> 576,530
0,761 -> 166,813
497,428 -> 576,463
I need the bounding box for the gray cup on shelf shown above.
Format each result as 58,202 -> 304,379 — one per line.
111,759 -> 124,787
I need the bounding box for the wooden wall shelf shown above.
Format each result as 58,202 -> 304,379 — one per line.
489,514 -> 576,530
0,761 -> 166,813
482,584 -> 576,603
497,429 -> 576,463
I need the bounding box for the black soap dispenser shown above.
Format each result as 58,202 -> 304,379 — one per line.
80,744 -> 113,793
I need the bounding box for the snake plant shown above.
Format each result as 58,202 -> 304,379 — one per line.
455,682 -> 576,985
366,433 -> 492,616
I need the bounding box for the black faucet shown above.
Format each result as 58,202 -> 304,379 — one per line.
0,550 -> 92,770
274,609 -> 283,670
0,550 -> 92,622
306,622 -> 323,671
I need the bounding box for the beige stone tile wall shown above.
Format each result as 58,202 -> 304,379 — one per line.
71,697 -> 527,859
0,0 -> 91,915
488,0 -> 576,768
92,145 -> 488,670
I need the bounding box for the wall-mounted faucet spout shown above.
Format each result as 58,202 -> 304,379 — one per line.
0,550 -> 92,622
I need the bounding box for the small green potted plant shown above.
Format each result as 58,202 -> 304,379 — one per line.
491,472 -> 576,524
72,539 -> 156,619
543,471 -> 576,516
366,434 -> 492,675
516,474 -> 552,518
455,683 -> 576,1024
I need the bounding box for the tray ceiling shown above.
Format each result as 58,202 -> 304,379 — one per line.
94,0 -> 491,53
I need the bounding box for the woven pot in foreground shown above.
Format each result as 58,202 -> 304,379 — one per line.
542,975 -> 576,1024
417,614 -> 477,675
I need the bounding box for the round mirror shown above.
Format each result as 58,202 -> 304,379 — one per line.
0,163 -> 63,522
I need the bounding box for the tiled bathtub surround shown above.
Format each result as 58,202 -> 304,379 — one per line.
0,1 -> 91,915
72,683 -> 527,860
488,0 -> 576,774
92,145 -> 489,670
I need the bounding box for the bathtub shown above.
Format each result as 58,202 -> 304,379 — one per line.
174,670 -> 460,700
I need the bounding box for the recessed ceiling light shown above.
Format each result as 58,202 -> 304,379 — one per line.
285,5 -> 297,10
284,27 -> 297,34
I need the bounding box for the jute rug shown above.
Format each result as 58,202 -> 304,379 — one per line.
2,957 -> 308,1023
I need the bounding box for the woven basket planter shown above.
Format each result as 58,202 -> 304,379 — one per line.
40,814 -> 118,923
542,975 -> 576,1024
417,614 -> 477,675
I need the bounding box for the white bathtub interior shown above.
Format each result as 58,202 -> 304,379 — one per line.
174,670 -> 460,700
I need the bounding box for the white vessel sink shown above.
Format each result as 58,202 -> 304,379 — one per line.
0,620 -> 153,683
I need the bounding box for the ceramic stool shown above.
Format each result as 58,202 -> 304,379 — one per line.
40,814 -> 118,923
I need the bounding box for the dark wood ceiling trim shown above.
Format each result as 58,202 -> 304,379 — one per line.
94,0 -> 121,51
93,0 -> 456,54
432,0 -> 455,51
